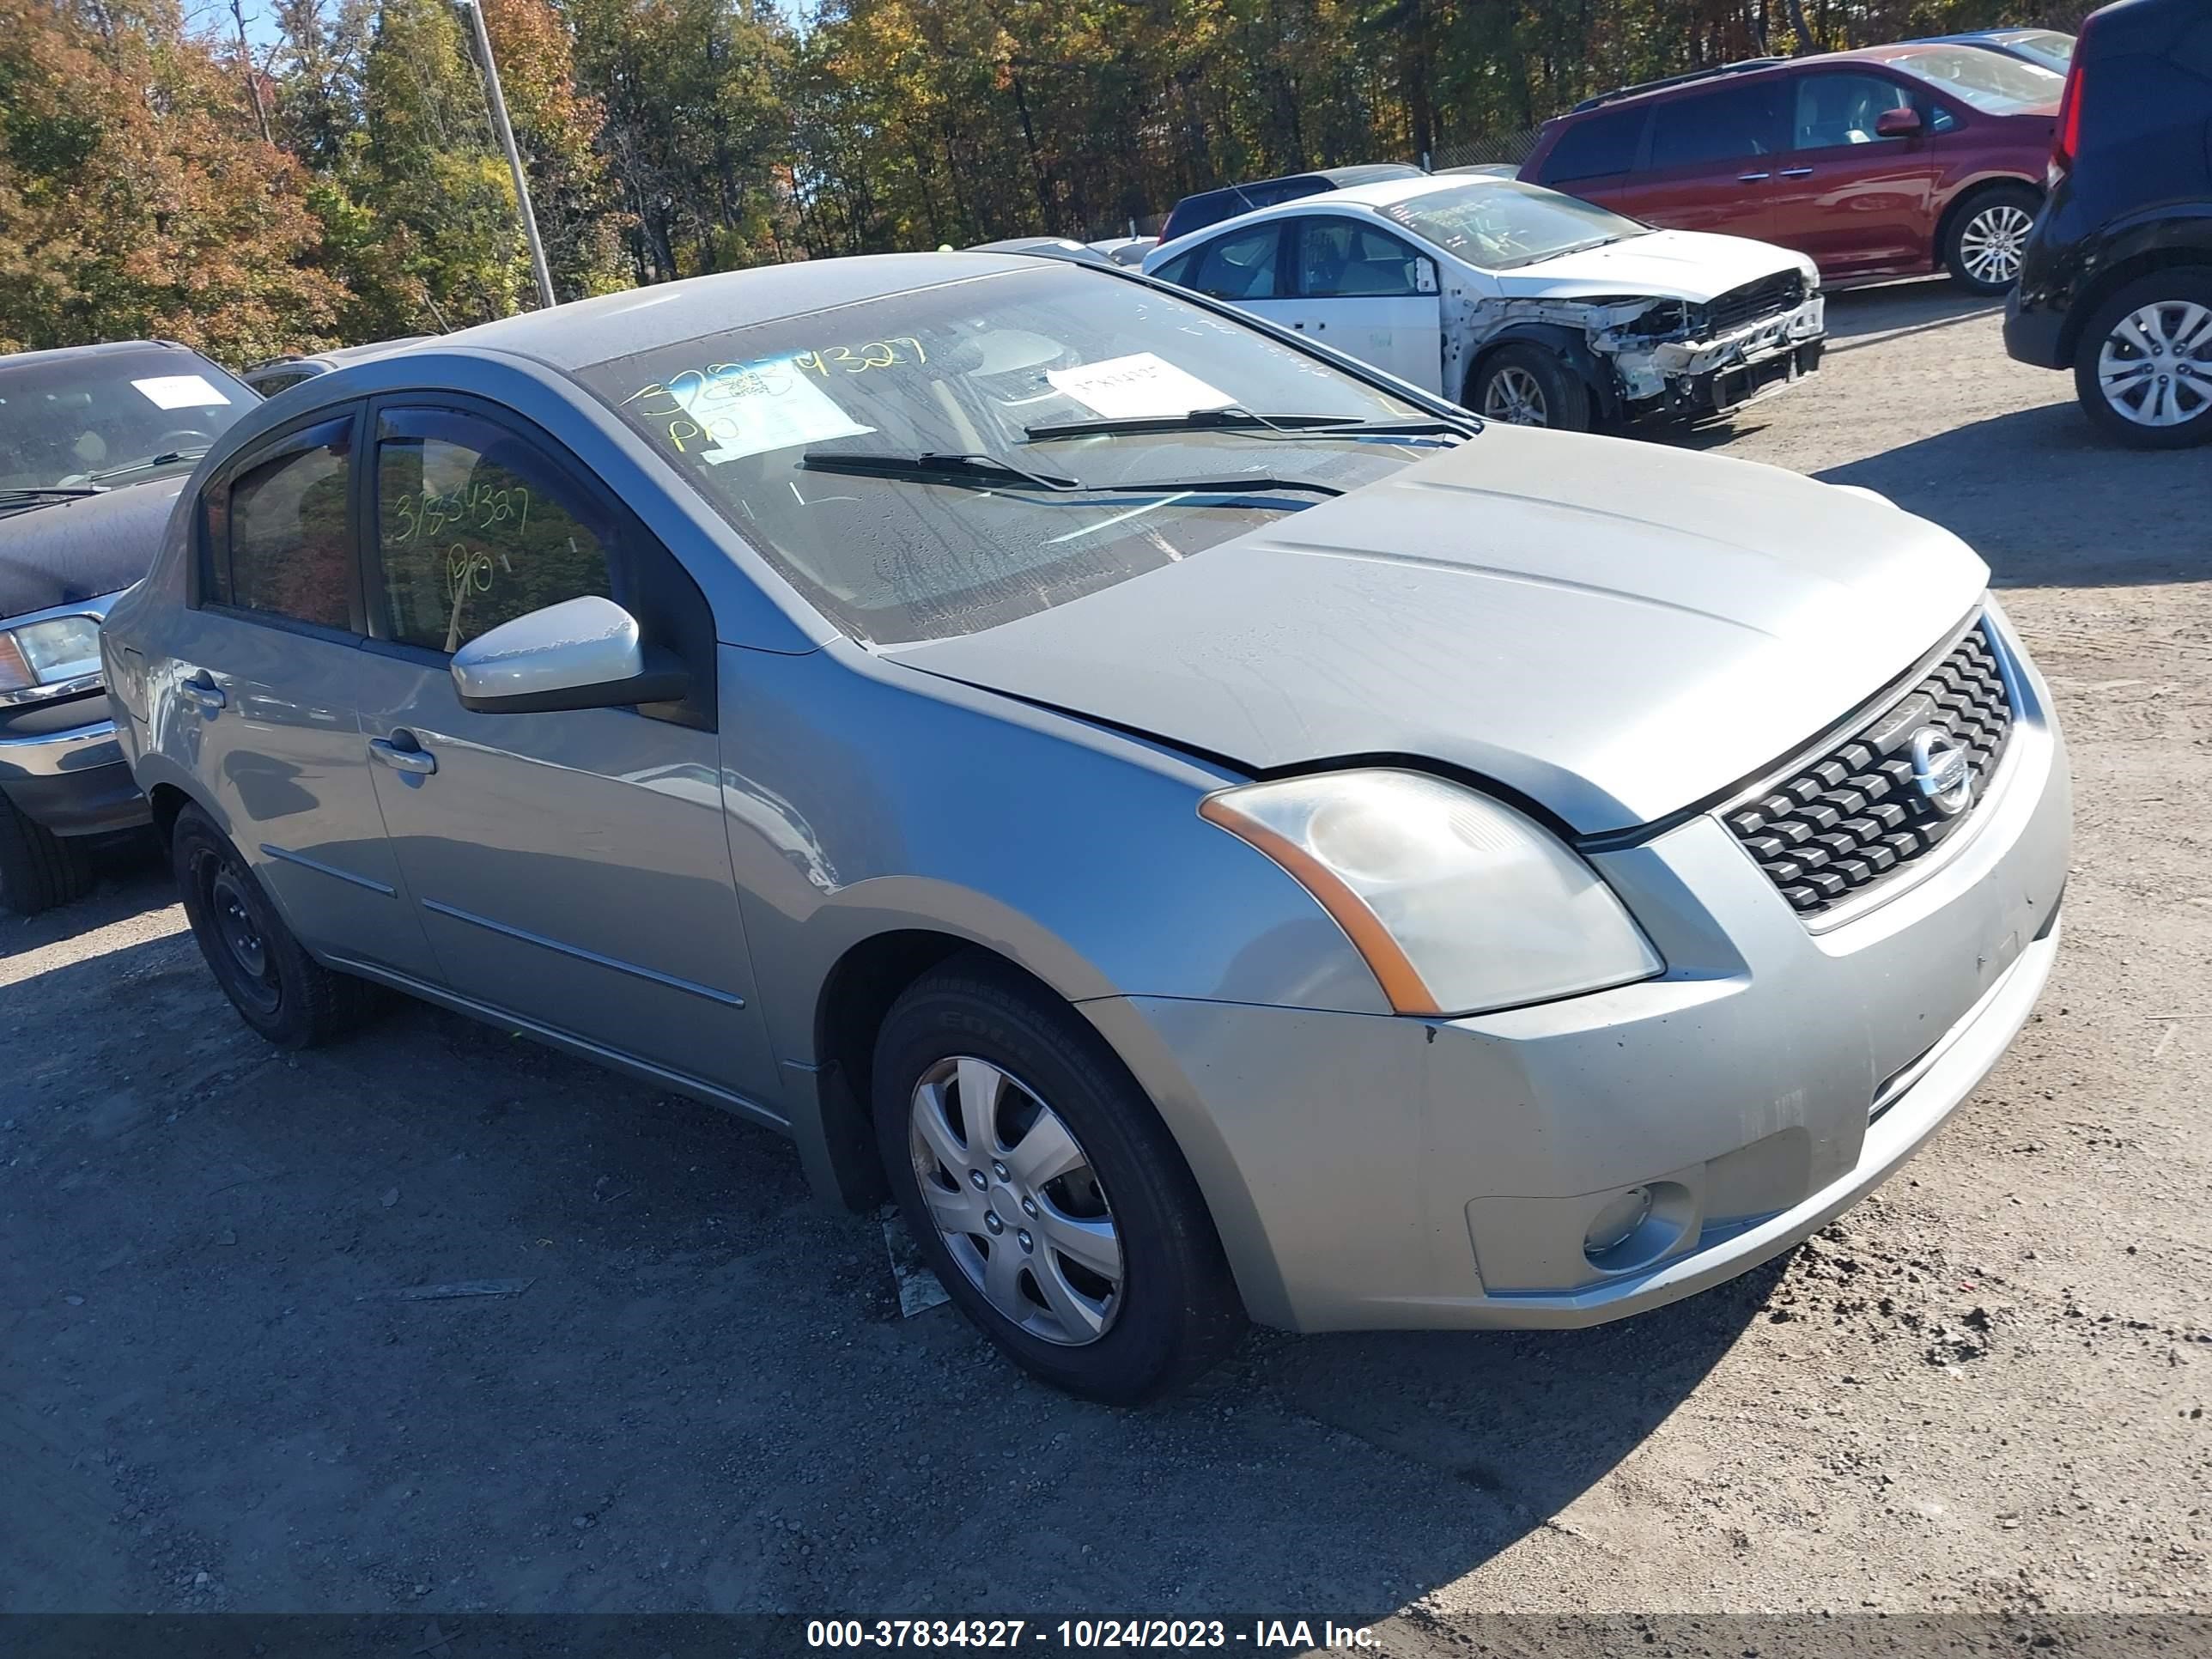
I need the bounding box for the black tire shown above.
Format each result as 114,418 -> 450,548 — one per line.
1468,343 -> 1593,432
171,804 -> 378,1048
1942,184 -> 2040,295
0,789 -> 92,915
2071,270 -> 2212,450
872,951 -> 1246,1404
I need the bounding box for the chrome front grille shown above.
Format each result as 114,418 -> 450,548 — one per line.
1723,621 -> 2014,918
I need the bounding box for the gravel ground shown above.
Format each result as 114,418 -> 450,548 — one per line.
3,284 -> 2209,1638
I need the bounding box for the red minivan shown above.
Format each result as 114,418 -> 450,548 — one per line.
1519,44 -> 2063,293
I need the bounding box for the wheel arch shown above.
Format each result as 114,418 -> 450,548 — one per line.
2058,246 -> 2212,368
1462,325 -> 1618,422
789,911 -> 1290,1325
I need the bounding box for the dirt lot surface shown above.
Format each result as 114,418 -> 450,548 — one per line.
5,286 -> 2210,1638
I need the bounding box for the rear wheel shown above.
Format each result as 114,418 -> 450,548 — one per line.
2072,272 -> 2212,449
872,952 -> 1245,1403
1943,185 -> 2039,294
1469,344 -> 1592,432
172,805 -> 378,1048
0,791 -> 92,915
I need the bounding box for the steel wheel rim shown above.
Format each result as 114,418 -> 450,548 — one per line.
907,1055 -> 1123,1346
203,858 -> 281,1015
2098,300 -> 2212,428
1960,204 -> 2033,285
1481,366 -> 1548,426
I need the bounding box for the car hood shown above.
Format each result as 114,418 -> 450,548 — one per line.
1493,229 -> 1816,304
0,477 -> 184,620
889,425 -> 1988,835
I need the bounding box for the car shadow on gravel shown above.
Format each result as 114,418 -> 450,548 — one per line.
1817,405 -> 2212,587
4,922 -> 1778,1618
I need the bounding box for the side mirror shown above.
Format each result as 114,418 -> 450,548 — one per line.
1414,258 -> 1439,295
449,594 -> 688,715
1874,106 -> 1924,139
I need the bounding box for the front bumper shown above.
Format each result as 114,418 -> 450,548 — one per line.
0,698 -> 150,836
1087,602 -> 2069,1334
1613,295 -> 1826,416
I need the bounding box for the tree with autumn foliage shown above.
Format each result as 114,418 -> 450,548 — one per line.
0,0 -> 345,359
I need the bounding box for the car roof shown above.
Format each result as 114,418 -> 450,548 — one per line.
0,338 -> 215,377
1564,42 -> 1991,116
411,252 -> 1065,374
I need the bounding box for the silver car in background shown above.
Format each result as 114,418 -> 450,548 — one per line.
100,252 -> 2069,1402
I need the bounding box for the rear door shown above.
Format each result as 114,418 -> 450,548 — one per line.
1157,222 -> 1298,332
1614,81 -> 1788,240
170,409 -> 441,978
1283,215 -> 1446,392
350,398 -> 774,1101
1767,69 -> 1944,278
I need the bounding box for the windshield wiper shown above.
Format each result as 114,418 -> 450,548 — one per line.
798,451 -> 1081,492
83,447 -> 210,483
1025,410 -> 1472,443
799,450 -> 1341,505
0,485 -> 104,501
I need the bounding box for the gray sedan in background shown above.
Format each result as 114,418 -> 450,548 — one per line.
101,252 -> 2069,1402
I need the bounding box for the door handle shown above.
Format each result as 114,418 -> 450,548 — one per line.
369,734 -> 437,776
178,672 -> 226,712
1738,171 -> 1771,182
1291,321 -> 1305,329
1779,167 -> 1814,178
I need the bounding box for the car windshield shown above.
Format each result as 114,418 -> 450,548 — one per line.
1374,180 -> 1649,270
1993,31 -> 2073,72
1888,46 -> 2064,112
574,263 -> 1449,646
0,348 -> 255,497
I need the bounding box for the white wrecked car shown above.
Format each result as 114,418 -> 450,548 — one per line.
1142,173 -> 1825,431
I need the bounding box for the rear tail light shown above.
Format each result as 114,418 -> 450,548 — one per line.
2049,22 -> 2090,185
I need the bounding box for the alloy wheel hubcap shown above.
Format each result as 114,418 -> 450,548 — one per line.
908,1055 -> 1123,1346
1960,204 -> 2033,286
1481,366 -> 1548,426
2099,300 -> 2212,428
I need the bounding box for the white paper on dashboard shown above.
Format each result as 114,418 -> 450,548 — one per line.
1045,353 -> 1235,422
670,362 -> 872,465
131,374 -> 233,410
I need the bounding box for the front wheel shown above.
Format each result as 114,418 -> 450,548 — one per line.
1943,185 -> 2039,294
1469,343 -> 1593,432
2072,271 -> 2212,449
872,953 -> 1245,1404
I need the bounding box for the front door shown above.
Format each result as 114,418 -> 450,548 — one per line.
354,401 -> 772,1102
1609,80 -> 1789,241
1767,70 -> 1944,279
170,409 -> 440,979
1285,216 -> 1446,393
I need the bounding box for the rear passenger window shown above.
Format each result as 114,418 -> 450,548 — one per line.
1187,225 -> 1284,300
1540,106 -> 1646,183
208,417 -> 355,630
372,408 -> 614,654
1648,82 -> 1784,167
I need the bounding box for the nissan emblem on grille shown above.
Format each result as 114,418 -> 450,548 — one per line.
1910,728 -> 1974,817
1722,621 -> 2014,917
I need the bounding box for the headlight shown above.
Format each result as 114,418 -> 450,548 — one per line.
0,615 -> 102,694
1199,769 -> 1662,1017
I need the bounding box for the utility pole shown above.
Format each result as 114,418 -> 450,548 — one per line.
455,0 -> 556,312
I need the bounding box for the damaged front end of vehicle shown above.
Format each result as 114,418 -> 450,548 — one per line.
1459,274 -> 1827,424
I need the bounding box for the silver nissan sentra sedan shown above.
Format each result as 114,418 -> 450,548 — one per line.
100,252 -> 2069,1402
